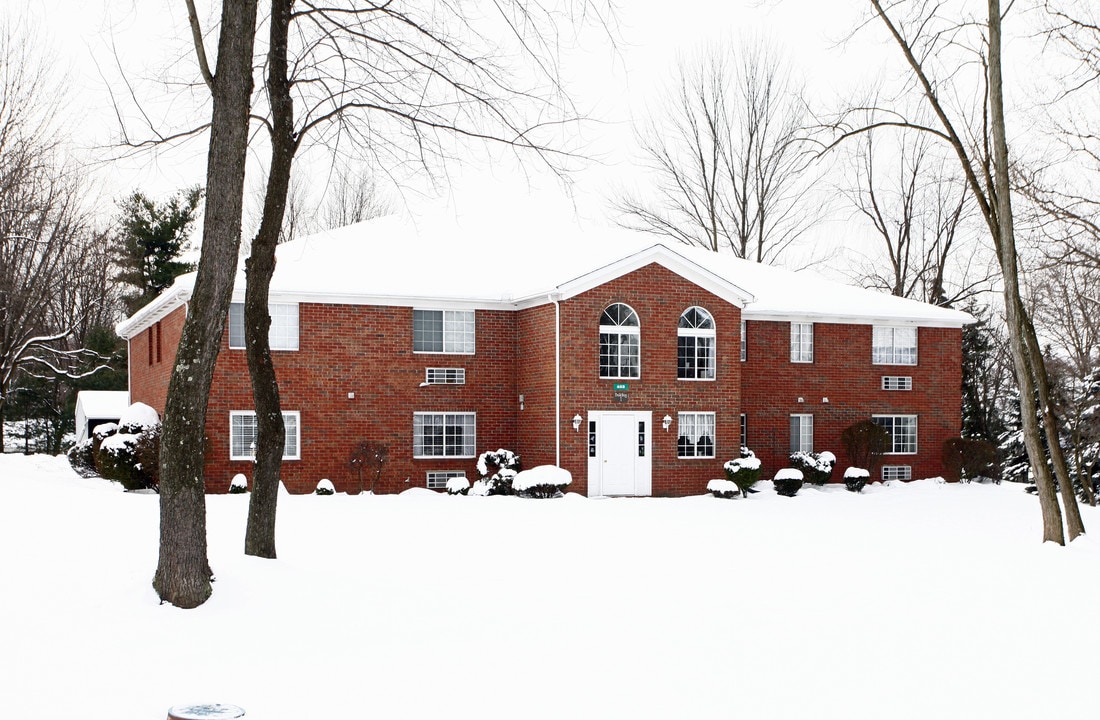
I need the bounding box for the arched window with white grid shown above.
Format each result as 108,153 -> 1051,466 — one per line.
599,303 -> 641,379
677,306 -> 716,380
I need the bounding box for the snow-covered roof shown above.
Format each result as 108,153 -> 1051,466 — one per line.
117,212 -> 972,338
74,391 -> 130,420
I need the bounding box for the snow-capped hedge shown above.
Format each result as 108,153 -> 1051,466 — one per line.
789,451 -> 835,485
706,478 -> 740,499
721,448 -> 762,497
315,478 -> 335,495
474,448 -> 521,496
446,476 -> 471,495
68,404 -> 161,491
513,465 -> 571,498
844,467 -> 870,493
773,468 -> 804,497
230,473 -> 249,494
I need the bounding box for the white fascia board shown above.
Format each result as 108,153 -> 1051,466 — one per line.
114,284 -> 192,339
743,310 -> 974,328
512,244 -> 755,309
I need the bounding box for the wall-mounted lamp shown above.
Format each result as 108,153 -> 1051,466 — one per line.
572,414 -> 583,432
822,397 -> 829,404
662,414 -> 673,431
797,397 -> 804,403
519,394 -> 525,411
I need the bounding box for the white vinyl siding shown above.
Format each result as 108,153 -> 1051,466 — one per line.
873,326 -> 918,365
229,411 -> 300,460
413,412 -> 476,458
228,302 -> 299,350
873,415 -> 918,454
790,322 -> 813,363
413,309 -> 475,354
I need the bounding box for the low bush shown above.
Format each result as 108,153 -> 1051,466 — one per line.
942,437 -> 1001,483
513,465 -> 572,499
789,451 -> 835,485
229,473 -> 249,494
773,468 -> 803,497
706,478 -> 740,499
723,448 -> 762,497
476,448 -> 521,496
67,438 -> 98,478
446,476 -> 471,495
844,467 -> 870,493
315,478 -> 335,495
841,420 -> 890,474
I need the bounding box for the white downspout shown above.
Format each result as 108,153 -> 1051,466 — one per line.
125,338 -> 132,406
552,293 -> 561,467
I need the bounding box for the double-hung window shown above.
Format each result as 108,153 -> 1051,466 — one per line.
229,302 -> 299,350
677,307 -> 716,380
229,411 -> 301,460
740,319 -> 747,362
413,309 -> 475,354
413,412 -> 476,458
677,412 -> 716,458
873,326 -> 917,365
790,322 -> 813,363
873,415 -> 918,454
599,303 -> 640,379
790,414 -> 813,454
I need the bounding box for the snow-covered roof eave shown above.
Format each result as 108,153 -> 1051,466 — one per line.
114,275 -> 195,340
743,308 -> 975,328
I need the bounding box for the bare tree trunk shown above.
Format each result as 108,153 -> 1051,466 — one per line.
986,0 -> 1070,543
154,0 -> 258,607
244,0 -> 296,559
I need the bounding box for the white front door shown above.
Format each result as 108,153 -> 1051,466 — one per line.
588,411 -> 652,497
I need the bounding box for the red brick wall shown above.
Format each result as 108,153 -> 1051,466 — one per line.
128,305 -> 186,416
516,304 -> 559,471
203,304 -> 518,494
555,263 -> 742,497
741,320 -> 962,482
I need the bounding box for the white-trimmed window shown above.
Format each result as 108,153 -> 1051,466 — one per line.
677,412 -> 715,458
790,322 -> 813,363
413,309 -> 475,354
873,415 -> 918,454
740,319 -> 747,362
228,302 -> 299,350
425,368 -> 466,385
790,414 -> 813,454
426,470 -> 465,490
229,411 -> 300,460
873,326 -> 917,365
413,412 -> 476,458
882,376 -> 913,391
882,465 -> 912,481
599,303 -> 641,379
677,307 -> 716,380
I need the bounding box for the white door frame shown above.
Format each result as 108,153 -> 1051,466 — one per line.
587,410 -> 652,497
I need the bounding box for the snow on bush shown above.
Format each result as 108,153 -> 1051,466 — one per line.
773,468 -> 804,497
475,449 -> 521,496
469,479 -> 492,496
844,467 -> 870,493
315,478 -> 335,495
513,465 -> 571,499
67,438 -> 98,478
706,478 -> 740,499
117,402 -> 160,434
722,448 -> 762,497
789,451 -> 835,485
446,476 -> 471,496
93,422 -> 118,438
230,473 -> 249,494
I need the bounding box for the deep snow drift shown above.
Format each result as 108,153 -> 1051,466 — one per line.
1,453 -> 1097,719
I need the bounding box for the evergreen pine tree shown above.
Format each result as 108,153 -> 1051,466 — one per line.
114,187 -> 202,315
961,302 -> 1008,442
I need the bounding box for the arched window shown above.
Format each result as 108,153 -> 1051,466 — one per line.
599,303 -> 640,378
677,307 -> 716,380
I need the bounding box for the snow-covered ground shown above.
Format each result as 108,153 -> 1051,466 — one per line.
2,453 -> 1098,720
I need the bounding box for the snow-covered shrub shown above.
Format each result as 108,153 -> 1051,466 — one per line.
229,473 -> 249,494
789,451 -> 835,485
92,405 -> 161,491
513,465 -> 572,499
706,478 -> 740,499
844,467 -> 870,493
67,438 -> 98,478
773,468 -> 803,497
941,438 -> 1000,484
315,478 -> 335,495
723,448 -> 762,497
446,476 -> 471,496
476,448 -> 521,495
469,478 -> 492,496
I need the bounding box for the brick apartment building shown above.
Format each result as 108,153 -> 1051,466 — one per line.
116,215 -> 972,495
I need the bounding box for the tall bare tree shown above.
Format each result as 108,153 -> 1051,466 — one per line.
153,0 -> 260,608
240,0 -> 616,559
616,38 -> 819,263
827,0 -> 1085,543
843,123 -> 990,306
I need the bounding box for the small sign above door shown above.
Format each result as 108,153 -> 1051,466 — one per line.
612,383 -> 629,391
